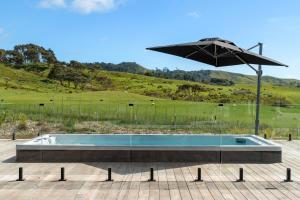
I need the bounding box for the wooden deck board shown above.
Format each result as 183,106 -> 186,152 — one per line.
1,140 -> 300,199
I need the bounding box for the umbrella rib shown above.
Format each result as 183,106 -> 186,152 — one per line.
214,45 -> 218,66
224,48 -> 258,73
194,45 -> 215,58
185,44 -> 213,59
216,51 -> 232,58
217,47 -> 246,58
185,50 -> 199,58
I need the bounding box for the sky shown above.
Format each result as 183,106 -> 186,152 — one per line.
0,0 -> 300,79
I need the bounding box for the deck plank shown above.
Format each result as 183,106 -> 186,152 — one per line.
1,139 -> 300,200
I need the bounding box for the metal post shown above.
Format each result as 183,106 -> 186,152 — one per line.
12,131 -> 15,140
288,134 -> 292,141
255,43 -> 263,135
237,168 -> 245,182
12,128 -> 16,140
148,168 -> 155,181
59,167 -> 66,181
106,168 -> 113,181
284,168 -> 292,182
17,167 -> 24,181
195,168 -> 203,182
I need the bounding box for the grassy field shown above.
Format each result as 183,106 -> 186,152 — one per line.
0,88 -> 299,139
0,64 -> 299,139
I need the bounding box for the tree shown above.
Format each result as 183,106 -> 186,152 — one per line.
0,49 -> 6,63
4,50 -> 24,65
48,64 -> 66,86
13,44 -> 57,65
14,44 -> 40,63
41,48 -> 57,65
73,74 -> 88,89
69,60 -> 85,69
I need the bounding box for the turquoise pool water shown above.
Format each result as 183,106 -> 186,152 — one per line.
28,134 -> 269,146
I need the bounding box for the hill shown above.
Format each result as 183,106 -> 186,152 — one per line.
83,63 -> 300,88
0,43 -> 300,106
83,62 -> 300,88
2,43 -> 299,87
1,63 -> 300,106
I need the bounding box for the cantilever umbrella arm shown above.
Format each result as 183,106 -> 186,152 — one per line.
247,43 -> 262,51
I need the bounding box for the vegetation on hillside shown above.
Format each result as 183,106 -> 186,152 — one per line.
0,43 -> 298,106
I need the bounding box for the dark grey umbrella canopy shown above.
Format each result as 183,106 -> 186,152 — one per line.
147,38 -> 288,67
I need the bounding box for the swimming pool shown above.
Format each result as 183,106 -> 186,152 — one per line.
16,134 -> 282,163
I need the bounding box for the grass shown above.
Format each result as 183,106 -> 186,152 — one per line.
0,88 -> 299,139
0,64 -> 299,139
1,63 -> 299,104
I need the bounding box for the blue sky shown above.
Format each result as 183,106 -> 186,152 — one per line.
0,0 -> 299,79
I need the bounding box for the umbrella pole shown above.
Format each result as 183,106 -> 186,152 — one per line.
255,43 -> 263,135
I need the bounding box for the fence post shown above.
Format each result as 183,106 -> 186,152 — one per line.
12,128 -> 16,140
59,167 -> 66,181
237,168 -> 245,182
195,168 -> 203,182
148,168 -> 155,182
106,168 -> 113,181
284,168 -> 292,182
17,167 -> 24,181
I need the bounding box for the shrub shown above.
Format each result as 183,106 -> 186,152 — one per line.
17,121 -> 28,130
62,119 -> 76,132
271,97 -> 290,107
232,89 -> 252,95
16,113 -> 28,130
219,98 -> 230,103
40,124 -> 51,133
0,111 -> 7,126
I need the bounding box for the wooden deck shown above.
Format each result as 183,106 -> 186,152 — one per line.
1,140 -> 300,200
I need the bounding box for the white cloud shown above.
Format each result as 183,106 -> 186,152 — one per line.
0,27 -> 9,42
72,0 -> 119,14
38,0 -> 66,8
37,0 -> 121,14
187,11 -> 200,19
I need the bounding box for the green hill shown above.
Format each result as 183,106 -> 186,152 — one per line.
0,43 -> 299,105
1,63 -> 300,106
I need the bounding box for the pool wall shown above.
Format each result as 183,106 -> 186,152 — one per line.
16,149 -> 281,163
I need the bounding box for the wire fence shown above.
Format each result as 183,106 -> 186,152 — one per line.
0,100 -> 299,139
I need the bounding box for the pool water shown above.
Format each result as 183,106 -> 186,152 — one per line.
28,134 -> 268,146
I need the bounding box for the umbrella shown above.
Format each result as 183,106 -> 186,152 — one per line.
147,37 -> 288,135
147,38 -> 287,67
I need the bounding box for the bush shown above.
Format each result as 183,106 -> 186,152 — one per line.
219,98 -> 230,103
271,97 -> 290,107
14,63 -> 48,72
0,111 -> 7,126
17,121 -> 28,130
62,119 -> 76,132
16,113 -> 28,130
40,79 -> 54,84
